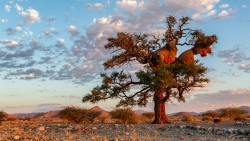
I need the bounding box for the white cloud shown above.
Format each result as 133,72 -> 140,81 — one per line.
7,41 -> 19,48
4,5 -> 11,12
117,0 -> 143,15
216,8 -> 235,20
1,19 -> 8,23
15,26 -> 22,32
84,3 -> 92,9
219,3 -> 229,8
94,3 -> 104,10
67,25 -> 79,36
84,3 -> 104,10
55,38 -> 65,47
14,3 -> 23,11
20,8 -> 41,24
242,5 -> 248,8
0,40 -> 19,49
163,0 -> 220,22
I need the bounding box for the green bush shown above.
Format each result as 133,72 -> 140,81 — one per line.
218,106 -> 248,121
110,108 -> 136,124
59,106 -> 88,124
182,115 -> 193,122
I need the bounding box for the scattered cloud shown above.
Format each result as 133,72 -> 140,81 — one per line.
216,8 -> 235,20
0,40 -> 19,49
67,25 -> 79,36
42,28 -> 58,37
4,5 -> 11,12
239,63 -> 250,73
1,19 -> 8,23
14,3 -> 23,11
116,0 -> 143,16
84,3 -> 104,10
46,16 -> 56,23
55,38 -> 65,47
219,3 -> 229,8
242,5 -> 248,8
19,8 -> 41,24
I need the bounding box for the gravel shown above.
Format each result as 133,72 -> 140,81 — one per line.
0,120 -> 250,141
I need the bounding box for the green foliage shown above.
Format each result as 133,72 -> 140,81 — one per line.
142,112 -> 155,120
182,115 -> 193,122
59,106 -> 88,124
218,106 -> 248,121
202,111 -> 220,119
110,108 -> 136,124
0,110 -> 6,121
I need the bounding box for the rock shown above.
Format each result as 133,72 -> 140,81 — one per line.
92,127 -> 97,130
238,129 -> 246,135
38,126 -> 45,131
14,136 -> 20,140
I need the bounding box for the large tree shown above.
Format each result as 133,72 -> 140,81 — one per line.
82,16 -> 218,124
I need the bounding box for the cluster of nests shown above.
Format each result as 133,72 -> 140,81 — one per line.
151,35 -> 217,66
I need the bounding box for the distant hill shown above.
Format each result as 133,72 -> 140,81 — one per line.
169,111 -> 200,116
239,106 -> 250,114
134,109 -> 147,115
3,112 -> 17,119
11,113 -> 41,118
34,110 -> 61,118
90,106 -> 110,117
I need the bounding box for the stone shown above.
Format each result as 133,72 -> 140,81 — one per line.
14,136 -> 20,140
238,129 -> 246,135
92,127 -> 97,130
38,126 -> 45,131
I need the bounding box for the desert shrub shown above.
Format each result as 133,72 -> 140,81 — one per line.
59,106 -> 88,124
218,106 -> 248,121
7,118 -> 18,121
182,115 -> 193,122
98,115 -> 108,123
234,115 -> 247,121
86,110 -> 101,123
0,110 -> 6,121
110,108 -> 136,124
202,115 -> 213,121
142,112 -> 155,120
202,111 -> 219,119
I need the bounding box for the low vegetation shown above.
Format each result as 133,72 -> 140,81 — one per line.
181,114 -> 194,122
218,106 -> 248,121
110,108 -> 136,124
59,106 -> 101,124
0,110 -> 6,121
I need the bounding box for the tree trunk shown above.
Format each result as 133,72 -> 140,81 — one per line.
152,89 -> 169,124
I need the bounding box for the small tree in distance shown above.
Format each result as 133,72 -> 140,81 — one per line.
82,15 -> 218,124
202,111 -> 220,119
218,106 -> 248,121
0,110 -> 6,120
59,106 -> 88,124
110,108 -> 136,124
86,110 -> 101,123
142,112 -> 155,120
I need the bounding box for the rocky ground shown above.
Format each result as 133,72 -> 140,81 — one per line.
0,120 -> 250,141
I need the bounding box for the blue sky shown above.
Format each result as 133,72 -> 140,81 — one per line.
1,0 -> 250,114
